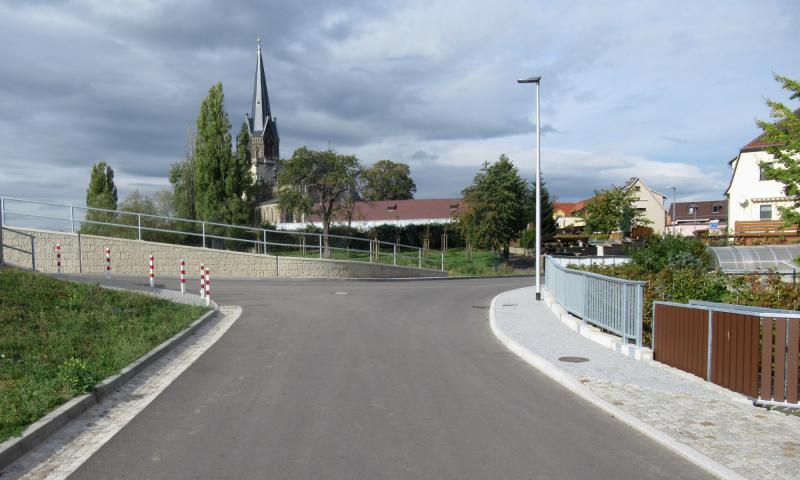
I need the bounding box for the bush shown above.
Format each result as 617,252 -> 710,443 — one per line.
628,234 -> 709,274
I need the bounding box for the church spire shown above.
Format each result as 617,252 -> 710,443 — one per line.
250,35 -> 271,134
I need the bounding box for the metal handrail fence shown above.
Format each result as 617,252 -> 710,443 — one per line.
544,255 -> 646,346
0,196 -> 445,271
653,300 -> 800,408
0,226 -> 35,270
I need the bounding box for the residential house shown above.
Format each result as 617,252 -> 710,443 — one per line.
667,200 -> 727,236
725,133 -> 793,232
278,198 -> 463,230
552,201 -> 587,230
624,177 -> 668,234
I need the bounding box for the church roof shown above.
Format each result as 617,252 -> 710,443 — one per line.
249,39 -> 272,134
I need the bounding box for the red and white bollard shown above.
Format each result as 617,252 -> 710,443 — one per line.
200,264 -> 206,298
180,259 -> 186,294
105,247 -> 112,279
204,268 -> 211,307
55,244 -> 62,274
148,255 -> 155,288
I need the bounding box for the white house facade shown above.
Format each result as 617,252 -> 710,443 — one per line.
625,177 -> 667,234
725,137 -> 792,229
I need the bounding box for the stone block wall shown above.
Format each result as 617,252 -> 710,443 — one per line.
1,227 -> 447,279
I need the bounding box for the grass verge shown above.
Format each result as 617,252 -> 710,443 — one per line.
0,266 -> 209,443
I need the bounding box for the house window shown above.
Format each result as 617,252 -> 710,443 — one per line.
712,204 -> 721,214
760,204 -> 772,220
688,205 -> 697,215
387,205 -> 397,212
634,186 -> 641,192
760,164 -> 772,181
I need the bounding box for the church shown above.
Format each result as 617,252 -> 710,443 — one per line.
246,38 -> 284,225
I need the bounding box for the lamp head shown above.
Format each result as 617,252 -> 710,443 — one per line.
517,76 -> 541,84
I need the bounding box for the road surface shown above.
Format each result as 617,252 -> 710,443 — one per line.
62,276 -> 712,479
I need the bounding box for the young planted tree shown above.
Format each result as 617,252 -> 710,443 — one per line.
361,160 -> 417,200
277,147 -> 361,257
82,161 -> 118,235
456,154 -> 527,261
758,74 -> 800,225
583,185 -> 649,236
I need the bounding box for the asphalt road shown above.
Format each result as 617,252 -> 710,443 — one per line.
64,276 -> 713,479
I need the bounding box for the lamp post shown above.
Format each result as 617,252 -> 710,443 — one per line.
669,186 -> 677,234
518,76 -> 542,301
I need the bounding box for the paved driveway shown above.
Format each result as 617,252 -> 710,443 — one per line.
64,276 -> 712,479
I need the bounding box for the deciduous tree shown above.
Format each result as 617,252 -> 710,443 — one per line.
361,160 -> 416,200
583,185 -> 650,236
82,161 -> 118,235
456,155 -> 527,261
758,74 -> 800,225
277,147 -> 361,257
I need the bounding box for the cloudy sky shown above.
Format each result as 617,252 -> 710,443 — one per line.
0,0 -> 798,208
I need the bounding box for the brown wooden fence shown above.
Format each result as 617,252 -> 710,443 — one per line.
653,301 -> 799,406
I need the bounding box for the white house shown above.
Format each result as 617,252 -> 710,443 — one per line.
725,135 -> 790,230
625,177 -> 668,234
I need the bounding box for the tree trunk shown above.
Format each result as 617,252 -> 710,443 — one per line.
323,220 -> 331,259
502,244 -> 510,263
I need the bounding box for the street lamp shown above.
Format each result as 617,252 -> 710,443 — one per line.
518,76 -> 542,301
669,186 -> 677,235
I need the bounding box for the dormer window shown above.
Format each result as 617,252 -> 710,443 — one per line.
712,204 -> 722,214
449,203 -> 459,212
687,205 -> 697,215
387,204 -> 397,212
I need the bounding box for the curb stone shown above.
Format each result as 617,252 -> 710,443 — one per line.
488,289 -> 747,480
0,298 -> 219,471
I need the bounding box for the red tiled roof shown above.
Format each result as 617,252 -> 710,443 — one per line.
554,200 -> 587,216
741,108 -> 799,152
307,198 -> 464,223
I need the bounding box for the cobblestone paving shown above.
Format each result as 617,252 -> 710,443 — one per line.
493,287 -> 800,480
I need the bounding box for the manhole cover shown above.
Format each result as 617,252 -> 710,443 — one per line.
558,356 -> 589,363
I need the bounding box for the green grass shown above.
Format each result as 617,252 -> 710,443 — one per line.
0,266 -> 209,443
270,246 -> 532,276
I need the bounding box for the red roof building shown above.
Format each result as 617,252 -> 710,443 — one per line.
278,198 -> 464,229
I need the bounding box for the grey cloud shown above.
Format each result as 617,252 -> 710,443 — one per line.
411,150 -> 438,161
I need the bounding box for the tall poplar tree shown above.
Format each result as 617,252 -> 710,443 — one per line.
82,161 -> 118,235
193,82 -> 233,223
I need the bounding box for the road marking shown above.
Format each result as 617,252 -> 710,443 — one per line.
1,306 -> 242,480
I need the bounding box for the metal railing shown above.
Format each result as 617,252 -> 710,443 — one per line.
548,255 -> 630,267
0,196 -> 445,271
544,255 -> 645,346
0,226 -> 36,270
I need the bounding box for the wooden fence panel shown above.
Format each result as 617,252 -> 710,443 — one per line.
775,319 -> 787,402
711,311 -> 759,398
760,318 -> 773,400
654,304 -> 708,379
788,321 -> 799,404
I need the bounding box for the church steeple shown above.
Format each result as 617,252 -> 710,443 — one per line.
246,36 -> 280,203
250,36 -> 272,134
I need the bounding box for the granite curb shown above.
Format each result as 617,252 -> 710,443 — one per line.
0,294 -> 219,471
488,288 -> 747,480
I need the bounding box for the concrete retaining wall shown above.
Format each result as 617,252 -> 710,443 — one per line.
1,227 -> 447,279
